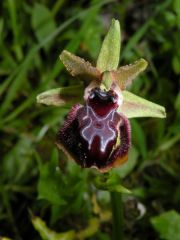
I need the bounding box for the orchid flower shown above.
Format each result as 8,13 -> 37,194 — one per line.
37,19 -> 166,172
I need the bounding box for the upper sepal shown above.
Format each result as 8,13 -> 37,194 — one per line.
97,19 -> 121,72
120,90 -> 166,118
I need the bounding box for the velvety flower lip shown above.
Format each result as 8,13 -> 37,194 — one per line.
56,88 -> 131,172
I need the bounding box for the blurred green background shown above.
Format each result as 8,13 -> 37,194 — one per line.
0,0 -> 180,239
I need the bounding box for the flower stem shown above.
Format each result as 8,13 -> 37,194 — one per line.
111,192 -> 124,240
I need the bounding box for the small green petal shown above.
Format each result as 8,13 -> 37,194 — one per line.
36,85 -> 84,106
97,19 -> 121,72
102,71 -> 112,89
60,50 -> 101,84
111,58 -> 148,90
120,91 -> 166,118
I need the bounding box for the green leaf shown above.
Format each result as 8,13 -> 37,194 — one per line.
60,50 -> 101,84
106,173 -> 131,194
111,58 -> 148,90
7,0 -> 23,60
36,85 -> 84,106
37,150 -> 67,206
3,135 -> 34,182
0,18 -> 4,45
97,19 -> 121,72
82,23 -> 103,59
172,55 -> 180,74
175,92 -> 180,118
131,120 -> 147,159
173,0 -> 180,15
120,90 -> 166,118
158,133 -> 180,152
151,210 -> 180,240
32,216 -> 75,240
32,3 -> 56,49
95,172 -> 131,194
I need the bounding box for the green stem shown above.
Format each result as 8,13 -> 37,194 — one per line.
111,192 -> 124,240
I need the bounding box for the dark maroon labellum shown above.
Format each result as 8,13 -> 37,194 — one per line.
57,88 -> 131,171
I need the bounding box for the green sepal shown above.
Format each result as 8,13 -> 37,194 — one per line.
111,58 -> 148,90
36,85 -> 84,106
60,50 -> 101,84
120,90 -> 166,118
97,19 -> 121,72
